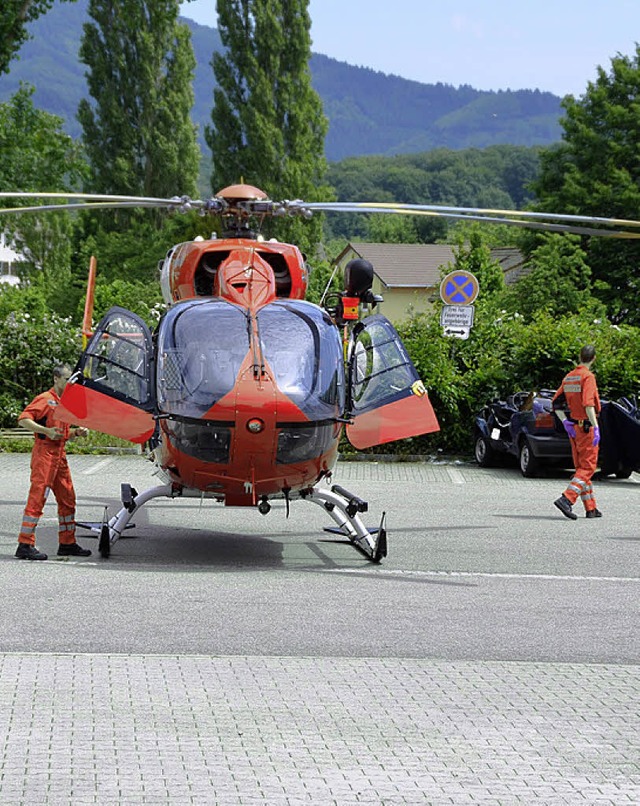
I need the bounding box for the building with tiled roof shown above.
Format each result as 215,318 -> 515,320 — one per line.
333,242 -> 525,322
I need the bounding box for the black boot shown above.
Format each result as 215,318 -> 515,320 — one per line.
554,495 -> 577,520
585,508 -> 603,518
15,544 -> 48,560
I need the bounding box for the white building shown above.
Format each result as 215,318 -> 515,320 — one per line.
0,232 -> 25,286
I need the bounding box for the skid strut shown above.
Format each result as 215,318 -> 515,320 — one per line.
306,484 -> 387,562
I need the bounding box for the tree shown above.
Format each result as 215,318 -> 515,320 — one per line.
502,234 -> 604,322
0,85 -> 87,314
0,1 -> 76,75
532,46 -> 640,325
78,0 -> 200,205
207,0 -> 332,253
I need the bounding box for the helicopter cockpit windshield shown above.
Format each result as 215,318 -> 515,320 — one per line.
257,301 -> 345,420
157,299 -> 248,418
156,298 -> 345,422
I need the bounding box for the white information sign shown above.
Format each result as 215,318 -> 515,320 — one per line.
440,304 -> 474,339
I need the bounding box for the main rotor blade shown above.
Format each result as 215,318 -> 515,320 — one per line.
0,191 -> 184,204
305,202 -> 640,238
0,200 -> 180,215
306,201 -> 640,229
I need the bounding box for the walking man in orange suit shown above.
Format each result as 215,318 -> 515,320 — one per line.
552,345 -> 602,520
15,364 -> 92,560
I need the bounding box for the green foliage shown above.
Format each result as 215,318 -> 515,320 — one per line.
88,278 -> 165,326
501,234 -> 602,321
305,260 -> 342,306
532,46 -> 640,324
366,214 -> 420,244
326,145 -> 542,242
0,289 -> 80,426
448,226 -> 506,296
0,85 -> 87,286
207,0 -> 333,254
392,306 -> 640,455
78,0 -> 199,211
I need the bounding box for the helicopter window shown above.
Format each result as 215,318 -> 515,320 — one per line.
350,318 -> 415,413
82,311 -> 152,406
276,422 -> 340,465
156,300 -> 249,417
257,302 -> 345,419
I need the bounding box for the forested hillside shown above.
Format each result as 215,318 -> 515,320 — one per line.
0,0 -> 563,161
325,145 -> 542,239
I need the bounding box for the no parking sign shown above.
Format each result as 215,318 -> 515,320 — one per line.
439,270 -> 479,305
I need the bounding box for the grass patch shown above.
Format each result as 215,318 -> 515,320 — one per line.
0,430 -> 141,455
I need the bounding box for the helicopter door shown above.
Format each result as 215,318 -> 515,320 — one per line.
57,306 -> 156,443
345,314 -> 439,450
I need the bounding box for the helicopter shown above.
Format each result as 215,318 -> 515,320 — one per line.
2,184 -> 640,562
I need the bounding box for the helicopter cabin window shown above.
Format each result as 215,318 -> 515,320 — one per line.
350,318 -> 415,413
156,299 -> 249,418
257,301 -> 345,420
82,310 -> 152,406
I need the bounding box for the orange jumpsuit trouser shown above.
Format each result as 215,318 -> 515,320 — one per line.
563,427 -> 598,512
18,441 -> 76,546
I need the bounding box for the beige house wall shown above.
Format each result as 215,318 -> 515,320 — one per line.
371,278 -> 437,323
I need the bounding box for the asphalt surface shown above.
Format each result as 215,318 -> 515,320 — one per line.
0,452 -> 638,804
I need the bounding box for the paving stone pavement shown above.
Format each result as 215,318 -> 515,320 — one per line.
1,455 -> 638,804
0,654 -> 638,805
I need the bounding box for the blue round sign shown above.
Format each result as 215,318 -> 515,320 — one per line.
440,270 -> 479,305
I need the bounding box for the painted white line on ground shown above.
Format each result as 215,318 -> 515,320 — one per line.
446,467 -> 466,484
328,568 -> 640,583
82,458 -> 114,475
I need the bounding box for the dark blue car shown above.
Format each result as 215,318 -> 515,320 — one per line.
474,390 -> 639,478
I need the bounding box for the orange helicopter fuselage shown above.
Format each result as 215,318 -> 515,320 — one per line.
153,236 -> 343,505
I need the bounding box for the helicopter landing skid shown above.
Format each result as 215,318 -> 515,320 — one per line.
98,482 -> 175,558
94,481 -> 387,562
305,485 -> 387,563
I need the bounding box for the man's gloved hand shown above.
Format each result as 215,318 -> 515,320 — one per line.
562,419 -> 577,439
592,426 -> 601,446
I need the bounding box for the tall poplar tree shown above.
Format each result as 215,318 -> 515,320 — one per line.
206,0 -> 332,251
78,0 -> 200,204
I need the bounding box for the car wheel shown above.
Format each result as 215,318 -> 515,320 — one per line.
519,438 -> 540,477
474,434 -> 495,467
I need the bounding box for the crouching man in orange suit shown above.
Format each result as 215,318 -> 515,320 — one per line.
15,364 -> 92,560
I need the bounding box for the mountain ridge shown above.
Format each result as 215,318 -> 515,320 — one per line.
0,0 -> 563,162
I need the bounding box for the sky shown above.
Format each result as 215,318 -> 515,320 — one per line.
179,0 -> 639,98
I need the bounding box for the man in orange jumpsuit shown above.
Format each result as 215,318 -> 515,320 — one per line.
552,345 -> 602,520
15,364 -> 92,560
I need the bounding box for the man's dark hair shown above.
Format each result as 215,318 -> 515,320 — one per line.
579,345 -> 596,364
53,364 -> 72,379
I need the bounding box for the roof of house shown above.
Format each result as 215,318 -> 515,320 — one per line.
335,243 -> 456,288
334,242 -> 525,288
